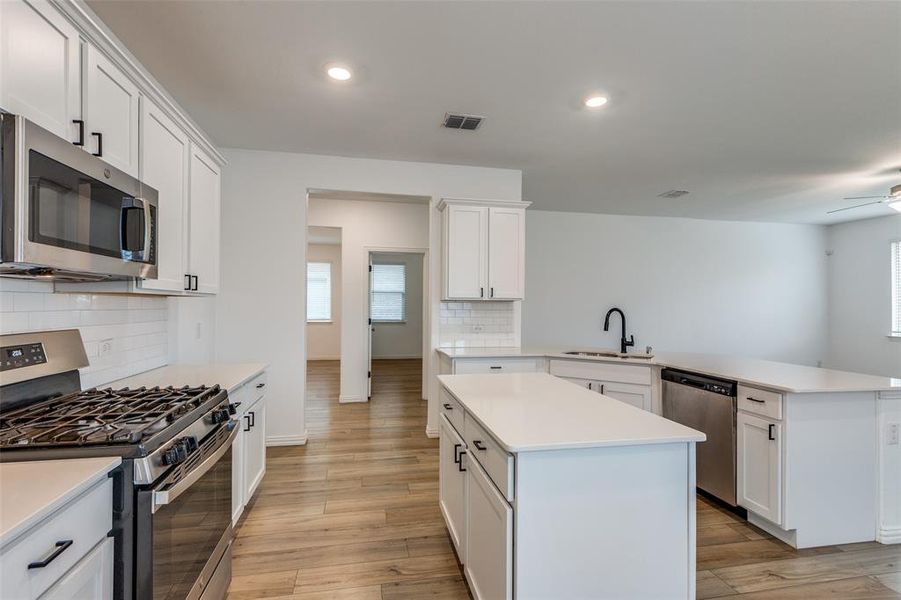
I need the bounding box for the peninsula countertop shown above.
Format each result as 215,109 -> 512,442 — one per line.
109,362 -> 267,393
0,457 -> 121,549
438,372 -> 706,452
437,347 -> 901,394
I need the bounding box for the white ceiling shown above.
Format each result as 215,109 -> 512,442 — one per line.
88,1 -> 901,225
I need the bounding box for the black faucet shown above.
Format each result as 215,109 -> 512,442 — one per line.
603,307 -> 635,354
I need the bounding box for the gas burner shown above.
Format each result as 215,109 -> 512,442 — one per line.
0,385 -> 221,449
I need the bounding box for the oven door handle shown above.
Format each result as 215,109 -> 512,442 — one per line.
151,421 -> 238,513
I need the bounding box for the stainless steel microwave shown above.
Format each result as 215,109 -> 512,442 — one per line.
0,113 -> 158,281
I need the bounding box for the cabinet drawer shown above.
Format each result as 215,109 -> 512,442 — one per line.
1,478 -> 112,600
464,413 -> 514,502
230,371 -> 268,415
454,357 -> 544,375
440,388 -> 465,435
738,385 -> 783,420
548,359 -> 651,385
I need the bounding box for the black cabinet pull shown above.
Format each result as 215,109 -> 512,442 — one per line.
453,443 -> 462,464
72,120 -> 84,146
480,287 -> 484,298
249,411 -> 255,428
490,287 -> 494,298
28,540 -> 73,569
442,403 -> 453,410
191,275 -> 199,291
768,424 -> 776,441
256,382 -> 265,389
91,132 -> 102,156
457,450 -> 467,472
243,415 -> 251,432
747,396 -> 766,404
489,366 -> 502,370
587,382 -> 592,390
184,274 -> 191,291
473,440 -> 486,451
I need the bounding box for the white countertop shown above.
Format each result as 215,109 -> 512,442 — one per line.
0,457 -> 120,548
109,362 -> 267,393
439,372 -> 706,452
437,347 -> 901,393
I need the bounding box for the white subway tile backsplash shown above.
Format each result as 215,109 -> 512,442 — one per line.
0,280 -> 168,388
438,301 -> 518,348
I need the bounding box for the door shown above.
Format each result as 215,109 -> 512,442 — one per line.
84,44 -> 139,177
465,456 -> 513,600
444,204 -> 488,300
487,207 -> 524,299
243,398 -> 267,504
187,144 -> 221,293
601,381 -> 652,411
0,0 -> 81,142
367,256 -> 373,398
737,412 -> 782,524
663,381 -> 737,505
439,415 -> 466,560
138,97 -> 189,292
38,537 -> 114,600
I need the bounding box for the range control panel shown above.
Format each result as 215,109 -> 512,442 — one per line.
0,343 -> 47,371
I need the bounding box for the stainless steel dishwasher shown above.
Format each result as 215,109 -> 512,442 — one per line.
662,368 -> 738,506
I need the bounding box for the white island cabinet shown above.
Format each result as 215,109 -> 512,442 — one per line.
438,373 -> 705,600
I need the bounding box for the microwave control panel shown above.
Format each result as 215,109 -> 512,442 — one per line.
0,343 -> 47,371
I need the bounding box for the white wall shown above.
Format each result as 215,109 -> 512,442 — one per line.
215,148 -> 521,443
168,296 -> 216,364
307,243 -> 342,360
826,214 -> 901,378
308,199 -> 428,400
371,252 -> 423,359
0,279 -> 168,389
522,210 -> 829,365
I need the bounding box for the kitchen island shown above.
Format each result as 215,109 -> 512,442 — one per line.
438,372 -> 705,600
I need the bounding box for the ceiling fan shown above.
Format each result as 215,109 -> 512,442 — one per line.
827,183 -> 901,214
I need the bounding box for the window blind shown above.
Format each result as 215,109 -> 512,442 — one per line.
893,241 -> 901,334
307,262 -> 332,321
371,263 -> 406,322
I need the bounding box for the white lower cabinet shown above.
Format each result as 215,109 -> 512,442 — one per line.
465,456 -> 513,600
38,537 -> 113,600
439,415 -> 467,559
561,376 -> 652,411
737,412 -> 783,525
231,371 -> 268,524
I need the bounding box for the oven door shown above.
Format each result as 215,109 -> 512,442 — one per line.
136,422 -> 236,600
1,114 -> 158,279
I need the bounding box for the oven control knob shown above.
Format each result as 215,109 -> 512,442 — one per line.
162,442 -> 188,466
227,403 -> 237,416
210,408 -> 230,424
183,436 -> 198,453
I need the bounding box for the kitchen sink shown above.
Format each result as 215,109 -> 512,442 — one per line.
562,350 -> 655,360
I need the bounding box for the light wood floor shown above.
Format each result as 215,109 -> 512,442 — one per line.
229,359 -> 901,600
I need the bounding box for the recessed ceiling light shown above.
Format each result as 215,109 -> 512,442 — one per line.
584,95 -> 608,108
326,65 -> 352,81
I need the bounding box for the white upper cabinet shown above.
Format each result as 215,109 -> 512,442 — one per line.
440,200 -> 529,301
487,207 -> 525,299
444,204 -> 489,300
0,0 -> 82,142
84,45 -> 139,177
139,97 -> 189,293
188,144 -> 221,294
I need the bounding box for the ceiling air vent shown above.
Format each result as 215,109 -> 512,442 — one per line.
658,190 -> 690,198
443,112 -> 484,131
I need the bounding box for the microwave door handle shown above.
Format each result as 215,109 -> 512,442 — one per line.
151,422 -> 237,514
120,197 -> 144,260
142,199 -> 152,261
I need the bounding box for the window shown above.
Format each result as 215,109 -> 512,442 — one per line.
893,241 -> 901,335
371,263 -> 406,322
307,262 -> 331,321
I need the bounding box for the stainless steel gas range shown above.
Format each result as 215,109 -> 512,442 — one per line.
0,329 -> 236,600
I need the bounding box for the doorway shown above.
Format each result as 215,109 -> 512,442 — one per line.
367,251 -> 426,400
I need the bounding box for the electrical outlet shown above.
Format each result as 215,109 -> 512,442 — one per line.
99,339 -> 113,358
888,423 -> 900,446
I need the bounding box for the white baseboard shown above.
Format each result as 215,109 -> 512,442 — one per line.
425,425 -> 439,439
266,432 -> 308,446
372,354 -> 423,360
339,395 -> 367,403
307,355 -> 340,361
878,526 -> 901,544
